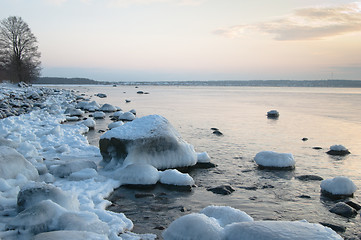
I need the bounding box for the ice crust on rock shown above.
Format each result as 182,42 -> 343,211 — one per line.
108,121 -> 124,129
50,160 -> 97,178
163,206 -> 342,240
99,114 -> 198,170
321,176 -> 357,196
197,152 -> 211,163
93,111 -> 106,119
254,151 -> 295,169
100,103 -> 117,112
116,163 -> 160,185
159,169 -> 194,186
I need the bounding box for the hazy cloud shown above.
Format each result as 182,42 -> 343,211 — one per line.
214,2 -> 361,40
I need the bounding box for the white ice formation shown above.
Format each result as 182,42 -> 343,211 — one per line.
321,176 -> 357,196
254,151 -> 295,169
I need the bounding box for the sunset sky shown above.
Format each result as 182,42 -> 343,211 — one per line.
2,0 -> 361,81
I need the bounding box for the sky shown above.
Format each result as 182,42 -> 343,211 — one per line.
1,0 -> 361,81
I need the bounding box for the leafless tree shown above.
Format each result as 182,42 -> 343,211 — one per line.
0,16 -> 41,83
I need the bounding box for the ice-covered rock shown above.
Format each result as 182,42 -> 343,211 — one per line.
76,101 -> 101,112
93,111 -> 106,119
197,152 -> 211,163
96,93 -> 107,98
254,151 -> 295,169
223,220 -> 342,240
69,168 -> 98,181
326,145 -> 351,156
321,176 -> 357,197
159,169 -> 194,187
117,163 -> 160,185
200,206 -> 253,227
66,116 -> 79,121
267,110 -> 279,118
17,182 -> 79,211
82,118 -> 96,130
0,146 -> 39,181
113,111 -> 136,121
8,200 -> 67,235
50,160 -> 97,178
33,230 -> 108,240
108,121 -> 124,130
99,115 -> 197,170
162,213 -> 223,240
68,108 -> 84,117
100,103 -> 117,112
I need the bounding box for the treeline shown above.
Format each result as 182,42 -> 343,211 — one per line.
34,77 -> 107,85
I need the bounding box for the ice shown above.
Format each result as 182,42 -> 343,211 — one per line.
321,176 -> 357,196
68,108 -> 84,117
200,206 -> 253,227
50,160 -> 97,178
115,163 -> 160,185
33,230 -> 108,240
82,118 -> 96,129
66,116 -> 79,121
99,114 -> 198,170
112,111 -> 136,121
223,221 -> 343,240
254,151 -> 295,169
76,100 -> 101,112
93,111 -> 106,119
0,146 -> 39,181
108,121 -> 124,129
162,213 -> 223,240
100,103 -> 117,112
197,152 -> 211,163
159,169 -> 194,186
69,168 -> 98,181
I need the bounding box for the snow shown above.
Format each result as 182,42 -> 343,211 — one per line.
159,169 -> 194,186
330,145 -> 348,151
200,206 -> 253,227
320,176 -> 357,196
197,152 -> 211,163
93,111 -> 106,119
112,111 -> 136,121
254,151 -> 295,168
115,163 -> 160,185
223,220 -> 342,240
163,206 -> 342,240
82,118 -> 96,129
108,121 -> 124,129
162,213 -> 223,240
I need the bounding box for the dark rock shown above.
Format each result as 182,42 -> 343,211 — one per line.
240,186 -> 257,191
213,130 -> 223,136
193,162 -> 217,169
321,190 -> 354,199
210,128 -> 219,131
249,196 -> 257,200
297,195 -> 311,199
302,138 -> 308,141
207,185 -> 235,195
137,91 -> 144,94
319,222 -> 346,233
154,226 -> 165,230
160,184 -> 193,192
312,147 -> 322,150
296,175 -> 324,181
329,202 -> 357,218
96,93 -> 107,98
98,130 -> 105,133
326,149 -> 351,156
262,184 -> 274,189
267,110 -> 279,118
345,201 -> 361,211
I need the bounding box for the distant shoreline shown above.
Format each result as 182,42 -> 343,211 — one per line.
34,77 -> 361,88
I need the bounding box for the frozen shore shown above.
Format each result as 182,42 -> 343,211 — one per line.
0,83 -> 348,240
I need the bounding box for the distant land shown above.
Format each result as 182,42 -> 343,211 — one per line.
34,77 -> 361,88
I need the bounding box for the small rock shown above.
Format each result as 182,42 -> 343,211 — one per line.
302,138 -> 308,141
297,195 -> 311,199
296,175 -> 324,181
154,226 -> 165,230
137,91 -> 144,94
135,193 -> 155,198
210,128 -> 219,131
329,202 -> 357,218
213,130 -> 223,136
96,93 -> 107,98
207,185 -> 235,195
319,222 -> 346,233
312,147 -> 322,150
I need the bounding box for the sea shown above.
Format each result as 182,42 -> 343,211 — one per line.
58,85 -> 361,239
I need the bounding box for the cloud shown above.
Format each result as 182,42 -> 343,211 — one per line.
214,2 -> 361,41
107,0 -> 206,7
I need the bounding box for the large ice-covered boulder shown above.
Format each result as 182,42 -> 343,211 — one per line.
254,151 -> 295,169
0,146 -> 39,181
99,115 -> 197,170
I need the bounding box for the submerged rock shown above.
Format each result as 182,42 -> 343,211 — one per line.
207,185 -> 235,195
296,175 -> 323,181
99,115 -> 197,170
329,202 -> 357,218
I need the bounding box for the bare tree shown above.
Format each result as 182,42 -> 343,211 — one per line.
0,16 -> 41,83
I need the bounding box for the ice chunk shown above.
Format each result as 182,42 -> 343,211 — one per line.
162,213 -> 222,240
57,211 -> 109,234
100,104 -> 117,112
223,221 -> 342,240
7,200 -> 66,235
68,108 -> 84,117
113,111 -> 136,121
197,152 -> 211,163
108,121 -> 124,130
200,206 -> 253,227
254,151 -> 295,169
321,176 -> 357,196
159,169 -> 194,186
117,163 -> 159,185
69,168 -> 98,181
50,160 -> 97,178
93,111 -> 106,119
99,115 -> 197,170
17,182 -> 79,212
82,118 -> 96,129
0,146 -> 39,181
32,230 -> 108,240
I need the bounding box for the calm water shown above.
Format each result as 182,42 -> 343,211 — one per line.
62,85 -> 361,239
